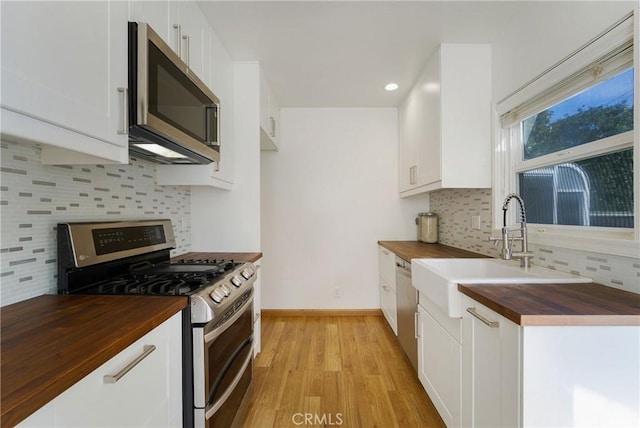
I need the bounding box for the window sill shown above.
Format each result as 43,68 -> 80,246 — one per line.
526,228 -> 639,258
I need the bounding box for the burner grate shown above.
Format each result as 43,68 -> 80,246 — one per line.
90,271 -> 216,296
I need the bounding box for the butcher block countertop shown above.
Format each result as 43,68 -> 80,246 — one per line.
378,241 -> 485,261
378,241 -> 639,327
458,283 -> 640,326
0,294 -> 187,427
171,251 -> 263,263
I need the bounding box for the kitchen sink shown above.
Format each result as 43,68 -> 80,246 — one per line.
412,258 -> 593,318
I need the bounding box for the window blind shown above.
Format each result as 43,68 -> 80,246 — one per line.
499,12 -> 634,127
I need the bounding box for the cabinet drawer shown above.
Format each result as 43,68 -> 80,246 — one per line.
18,313 -> 182,428
57,313 -> 180,427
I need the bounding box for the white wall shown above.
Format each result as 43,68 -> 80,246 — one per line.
191,62 -> 261,252
492,1 -> 636,101
260,108 -> 428,310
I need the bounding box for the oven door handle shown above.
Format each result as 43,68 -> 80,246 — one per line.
203,294 -> 253,344
204,336 -> 253,418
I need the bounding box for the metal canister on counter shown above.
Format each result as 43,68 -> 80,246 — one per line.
416,212 -> 438,243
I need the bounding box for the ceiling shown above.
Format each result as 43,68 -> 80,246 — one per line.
195,1 -> 608,108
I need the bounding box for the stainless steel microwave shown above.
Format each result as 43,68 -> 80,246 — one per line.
128,22 -> 220,164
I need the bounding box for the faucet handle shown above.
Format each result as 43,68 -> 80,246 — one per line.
488,236 -> 501,246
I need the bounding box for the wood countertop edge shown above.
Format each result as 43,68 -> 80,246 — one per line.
1,297 -> 188,427
377,241 -> 487,260
518,314 -> 640,326
171,251 -> 263,263
458,285 -> 640,327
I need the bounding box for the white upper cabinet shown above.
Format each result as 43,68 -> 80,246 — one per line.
156,21 -> 235,189
129,1 -> 210,86
172,1 -> 210,86
1,0 -> 129,164
259,68 -> 280,151
399,44 -> 492,197
128,1 -> 171,44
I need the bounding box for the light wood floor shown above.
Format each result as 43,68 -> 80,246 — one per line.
241,314 -> 445,428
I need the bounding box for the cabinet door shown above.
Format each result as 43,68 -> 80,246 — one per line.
417,304 -> 461,428
462,297 -> 520,428
259,69 -> 279,151
55,313 -> 182,427
253,262 -> 262,356
398,87 -> 419,193
380,282 -> 398,335
1,1 -> 128,159
177,1 -> 208,85
129,1 -> 171,45
415,51 -> 441,188
439,45 -> 491,189
378,246 -> 396,288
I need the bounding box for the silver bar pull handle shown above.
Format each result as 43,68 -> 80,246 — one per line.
173,24 -> 182,57
466,308 -> 499,328
414,312 -> 420,339
269,116 -> 276,137
103,345 -> 156,384
182,34 -> 190,67
117,87 -> 128,135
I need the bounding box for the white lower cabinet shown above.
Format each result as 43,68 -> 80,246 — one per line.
417,298 -> 462,428
380,281 -> 397,335
461,296 -> 520,428
460,295 -> 640,428
18,312 -> 183,428
253,260 -> 262,356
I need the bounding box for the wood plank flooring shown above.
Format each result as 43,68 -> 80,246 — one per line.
241,314 -> 445,428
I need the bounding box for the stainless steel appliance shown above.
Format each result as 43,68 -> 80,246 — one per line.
128,22 -> 221,165
57,220 -> 256,428
395,256 -> 418,373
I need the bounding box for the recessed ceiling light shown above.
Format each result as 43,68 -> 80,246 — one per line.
385,83 -> 399,91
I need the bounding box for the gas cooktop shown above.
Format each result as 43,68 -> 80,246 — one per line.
57,220 -> 256,323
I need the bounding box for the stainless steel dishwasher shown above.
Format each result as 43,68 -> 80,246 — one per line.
395,256 -> 418,373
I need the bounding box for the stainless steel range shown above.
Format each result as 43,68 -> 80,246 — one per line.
57,220 -> 255,428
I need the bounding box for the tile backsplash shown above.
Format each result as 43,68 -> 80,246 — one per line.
0,140 -> 191,306
430,188 -> 640,294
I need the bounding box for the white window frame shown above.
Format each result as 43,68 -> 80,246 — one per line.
493,11 -> 639,258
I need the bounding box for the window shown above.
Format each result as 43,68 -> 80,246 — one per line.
518,67 -> 634,228
495,12 -> 638,257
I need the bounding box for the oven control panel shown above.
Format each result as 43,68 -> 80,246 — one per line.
190,262 -> 256,324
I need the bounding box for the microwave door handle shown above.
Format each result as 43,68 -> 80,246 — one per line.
205,105 -> 219,146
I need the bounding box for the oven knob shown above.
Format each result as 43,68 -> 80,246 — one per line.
230,275 -> 242,287
210,289 -> 224,303
241,269 -> 252,279
220,284 -> 230,296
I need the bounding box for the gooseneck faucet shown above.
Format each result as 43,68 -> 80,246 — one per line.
489,193 -> 534,268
